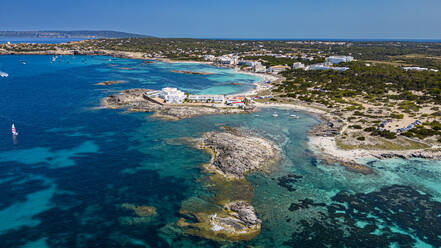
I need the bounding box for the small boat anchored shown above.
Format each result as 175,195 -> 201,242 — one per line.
0,71 -> 8,78
272,113 -> 278,117
290,114 -> 299,119
11,124 -> 18,136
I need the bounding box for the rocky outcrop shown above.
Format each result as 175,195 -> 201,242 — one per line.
177,201 -> 261,242
95,80 -> 127,86
199,128 -> 279,179
103,89 -> 257,120
225,201 -> 261,226
177,128 -> 278,242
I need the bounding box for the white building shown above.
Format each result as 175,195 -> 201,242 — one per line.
160,87 -> 187,104
269,65 -> 291,74
217,55 -> 239,65
306,63 -> 349,72
402,67 -> 439,73
254,64 -> 267,73
327,56 -> 354,64
188,94 -> 225,103
293,62 -> 306,70
203,55 -> 216,61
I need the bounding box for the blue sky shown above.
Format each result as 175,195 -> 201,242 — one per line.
1,0 -> 440,39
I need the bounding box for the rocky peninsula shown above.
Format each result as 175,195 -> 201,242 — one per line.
177,127 -> 278,242
102,89 -> 257,120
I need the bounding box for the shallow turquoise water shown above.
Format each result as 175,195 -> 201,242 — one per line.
1,55 -> 441,247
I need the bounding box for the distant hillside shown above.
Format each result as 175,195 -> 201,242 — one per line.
0,31 -> 153,39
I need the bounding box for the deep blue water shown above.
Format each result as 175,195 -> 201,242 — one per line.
1,55 -> 441,247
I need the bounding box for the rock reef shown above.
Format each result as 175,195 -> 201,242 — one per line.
95,80 -> 127,86
118,203 -> 157,226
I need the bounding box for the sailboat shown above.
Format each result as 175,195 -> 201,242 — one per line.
11,124 -> 18,136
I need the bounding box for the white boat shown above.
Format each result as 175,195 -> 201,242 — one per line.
11,124 -> 18,136
0,71 -> 8,78
20,60 -> 26,65
290,114 -> 299,118
272,113 -> 278,117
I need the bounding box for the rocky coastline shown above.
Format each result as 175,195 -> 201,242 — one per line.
305,106 -> 441,173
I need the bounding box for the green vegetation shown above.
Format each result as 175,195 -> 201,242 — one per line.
277,62 -> 441,104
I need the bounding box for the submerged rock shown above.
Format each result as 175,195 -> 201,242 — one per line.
118,203 -> 157,225
178,201 -> 261,242
284,185 -> 441,247
120,203 -> 157,217
95,80 -> 127,86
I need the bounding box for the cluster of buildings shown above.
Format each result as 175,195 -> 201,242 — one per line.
203,54 -> 292,74
204,54 -> 270,73
292,61 -> 349,72
155,87 -> 252,107
202,53 -> 354,74
291,55 -> 353,72
187,94 -> 225,103
326,55 -> 354,64
402,67 -> 439,73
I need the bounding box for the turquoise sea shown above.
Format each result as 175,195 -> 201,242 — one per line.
0,55 -> 441,247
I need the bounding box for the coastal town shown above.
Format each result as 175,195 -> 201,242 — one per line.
3,39 -> 441,166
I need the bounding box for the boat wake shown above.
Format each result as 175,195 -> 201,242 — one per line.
0,71 -> 8,78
